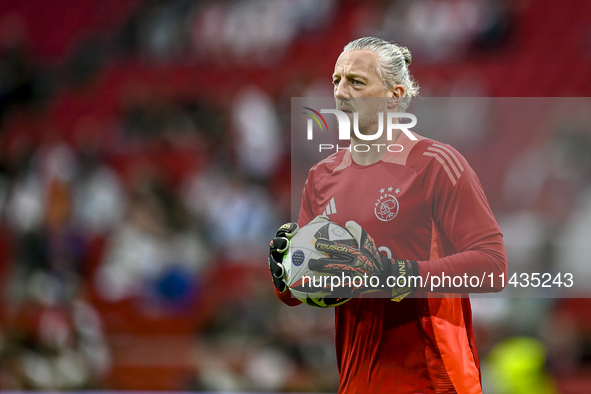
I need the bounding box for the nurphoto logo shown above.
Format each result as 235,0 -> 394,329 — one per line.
303,107 -> 417,152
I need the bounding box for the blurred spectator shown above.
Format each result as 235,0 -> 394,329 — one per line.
1,296 -> 110,390
182,164 -> 278,262
484,336 -> 555,394
5,141 -> 85,303
95,175 -> 210,309
0,137 -> 111,389
557,189 -> 591,288
188,0 -> 335,64
357,0 -> 512,63
71,149 -> 126,236
231,86 -> 282,181
192,284 -> 338,392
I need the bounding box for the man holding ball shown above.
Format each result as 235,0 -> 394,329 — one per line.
268,37 -> 507,394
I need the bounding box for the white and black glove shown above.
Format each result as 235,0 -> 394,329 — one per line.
268,222 -> 299,293
309,220 -> 419,301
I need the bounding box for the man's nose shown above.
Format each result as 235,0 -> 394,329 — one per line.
334,81 -> 350,99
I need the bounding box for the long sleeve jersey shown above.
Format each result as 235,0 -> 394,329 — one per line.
276,131 -> 507,393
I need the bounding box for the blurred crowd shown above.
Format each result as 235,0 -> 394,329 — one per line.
0,0 -> 590,392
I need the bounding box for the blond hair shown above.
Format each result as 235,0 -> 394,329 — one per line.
343,37 -> 419,111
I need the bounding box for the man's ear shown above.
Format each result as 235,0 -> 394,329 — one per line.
387,85 -> 405,109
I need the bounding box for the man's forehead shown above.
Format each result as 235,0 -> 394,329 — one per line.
333,50 -> 379,75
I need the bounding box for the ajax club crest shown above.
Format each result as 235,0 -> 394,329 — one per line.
374,187 -> 400,221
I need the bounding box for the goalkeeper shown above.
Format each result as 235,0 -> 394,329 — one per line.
268,37 -> 507,394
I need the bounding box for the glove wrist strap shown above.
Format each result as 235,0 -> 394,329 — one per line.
391,259 -> 419,291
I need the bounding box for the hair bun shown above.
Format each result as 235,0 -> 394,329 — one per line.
400,46 -> 412,66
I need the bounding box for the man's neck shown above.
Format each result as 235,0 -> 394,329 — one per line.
350,128 -> 402,166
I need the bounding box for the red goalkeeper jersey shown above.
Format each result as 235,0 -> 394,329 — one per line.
277,131 -> 507,394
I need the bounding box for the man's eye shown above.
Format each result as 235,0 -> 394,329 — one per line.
352,79 -> 362,85
333,79 -> 340,86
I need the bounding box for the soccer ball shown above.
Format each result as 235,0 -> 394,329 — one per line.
283,219 -> 357,308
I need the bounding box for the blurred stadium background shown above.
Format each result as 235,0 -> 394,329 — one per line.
0,0 -> 590,392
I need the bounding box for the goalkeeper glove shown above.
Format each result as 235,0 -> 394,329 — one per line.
268,222 -> 299,293
308,220 -> 419,301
